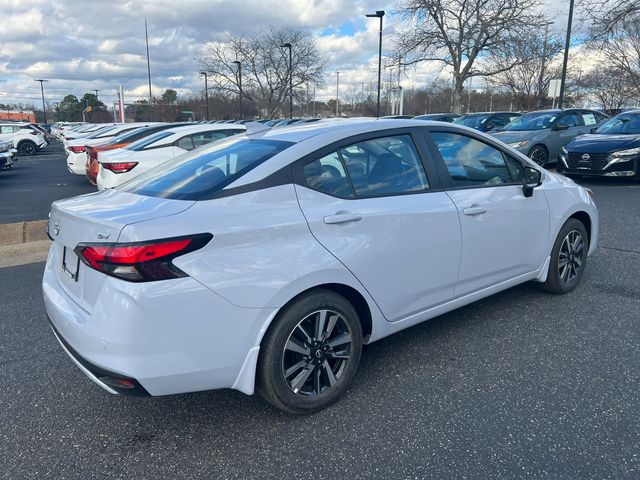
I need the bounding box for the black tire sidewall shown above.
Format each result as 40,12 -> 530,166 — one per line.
545,219 -> 589,294
19,141 -> 36,155
529,145 -> 548,166
258,290 -> 363,414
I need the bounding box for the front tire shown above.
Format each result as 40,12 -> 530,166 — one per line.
257,289 -> 363,414
540,218 -> 589,294
529,145 -> 548,167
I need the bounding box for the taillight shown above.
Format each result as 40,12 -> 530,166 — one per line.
102,162 -> 138,173
75,234 -> 212,282
68,145 -> 85,153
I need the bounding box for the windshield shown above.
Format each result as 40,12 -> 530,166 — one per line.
125,130 -> 174,151
453,115 -> 490,129
503,112 -> 558,131
595,114 -> 640,135
119,137 -> 294,200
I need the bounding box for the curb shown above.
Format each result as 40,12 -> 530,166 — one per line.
0,240 -> 51,268
0,220 -> 49,246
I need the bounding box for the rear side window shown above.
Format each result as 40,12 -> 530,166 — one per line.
126,131 -> 174,151
303,134 -> 429,198
119,137 -> 293,200
432,132 -> 521,187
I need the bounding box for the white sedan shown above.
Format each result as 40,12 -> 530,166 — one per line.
43,119 -> 598,413
95,124 -> 246,190
65,123 -> 162,175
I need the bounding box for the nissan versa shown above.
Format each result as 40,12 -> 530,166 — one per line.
43,119 -> 598,414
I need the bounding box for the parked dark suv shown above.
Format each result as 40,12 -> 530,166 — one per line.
558,110 -> 640,179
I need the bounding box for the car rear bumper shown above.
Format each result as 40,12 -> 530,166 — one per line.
42,243 -> 276,396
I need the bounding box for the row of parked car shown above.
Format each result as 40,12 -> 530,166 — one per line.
390,108 -> 640,178
56,106 -> 640,188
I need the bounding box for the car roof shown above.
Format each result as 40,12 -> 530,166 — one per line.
167,123 -> 245,134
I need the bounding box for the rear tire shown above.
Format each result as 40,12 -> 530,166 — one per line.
257,289 -> 363,414
18,141 -> 36,155
540,218 -> 589,294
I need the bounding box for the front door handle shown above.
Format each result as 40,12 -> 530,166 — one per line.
323,212 -> 363,225
463,206 -> 487,216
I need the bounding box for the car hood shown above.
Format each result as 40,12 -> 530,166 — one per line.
491,130 -> 541,143
566,133 -> 640,153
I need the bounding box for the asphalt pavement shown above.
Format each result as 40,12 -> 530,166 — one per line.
0,142 -> 95,224
1,175 -> 639,479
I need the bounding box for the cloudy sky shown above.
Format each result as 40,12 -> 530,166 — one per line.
1,0 -> 574,110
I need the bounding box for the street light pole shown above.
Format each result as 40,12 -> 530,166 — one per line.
280,43 -> 293,118
34,79 -> 48,123
366,10 -> 385,118
558,0 -> 574,109
199,71 -> 210,120
93,89 -> 100,102
232,61 -> 243,120
336,72 -> 340,117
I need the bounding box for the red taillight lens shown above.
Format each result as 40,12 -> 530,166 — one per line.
102,162 -> 138,173
68,145 -> 86,153
75,234 -> 212,282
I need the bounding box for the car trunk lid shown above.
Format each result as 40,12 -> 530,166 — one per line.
48,189 -> 195,312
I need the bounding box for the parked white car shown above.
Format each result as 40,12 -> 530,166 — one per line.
63,124 -> 119,144
95,123 -> 245,190
65,123 -> 162,175
0,123 -> 48,155
44,119 -> 598,413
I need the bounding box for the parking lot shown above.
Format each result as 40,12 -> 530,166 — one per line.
0,145 -> 638,478
0,143 -> 94,223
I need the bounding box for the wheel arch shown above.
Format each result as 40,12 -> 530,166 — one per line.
568,210 -> 592,245
263,283 -> 374,345
528,143 -> 549,158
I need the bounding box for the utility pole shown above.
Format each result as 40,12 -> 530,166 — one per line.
232,61 -> 243,119
336,72 -> 340,117
366,10 -> 385,117
558,0 -> 575,109
145,19 -> 153,120
199,71 -> 210,120
34,79 -> 48,123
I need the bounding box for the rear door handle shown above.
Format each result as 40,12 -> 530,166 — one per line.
323,212 -> 363,225
463,206 -> 487,216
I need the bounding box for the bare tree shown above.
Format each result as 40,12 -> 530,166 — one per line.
576,68 -> 636,112
486,28 -> 564,110
395,0 -> 549,113
200,26 -> 325,118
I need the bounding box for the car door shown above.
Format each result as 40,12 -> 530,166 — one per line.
294,132 -> 462,322
429,130 -> 549,297
549,111 -> 584,158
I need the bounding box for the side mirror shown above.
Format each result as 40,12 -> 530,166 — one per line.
554,123 -> 570,131
590,127 -> 597,133
523,166 -> 542,198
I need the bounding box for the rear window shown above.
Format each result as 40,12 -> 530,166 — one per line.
118,137 -> 294,200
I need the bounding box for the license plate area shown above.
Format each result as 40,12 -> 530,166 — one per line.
62,246 -> 81,282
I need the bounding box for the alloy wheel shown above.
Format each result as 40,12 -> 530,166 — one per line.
281,309 -> 352,397
529,146 -> 547,166
558,230 -> 584,285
